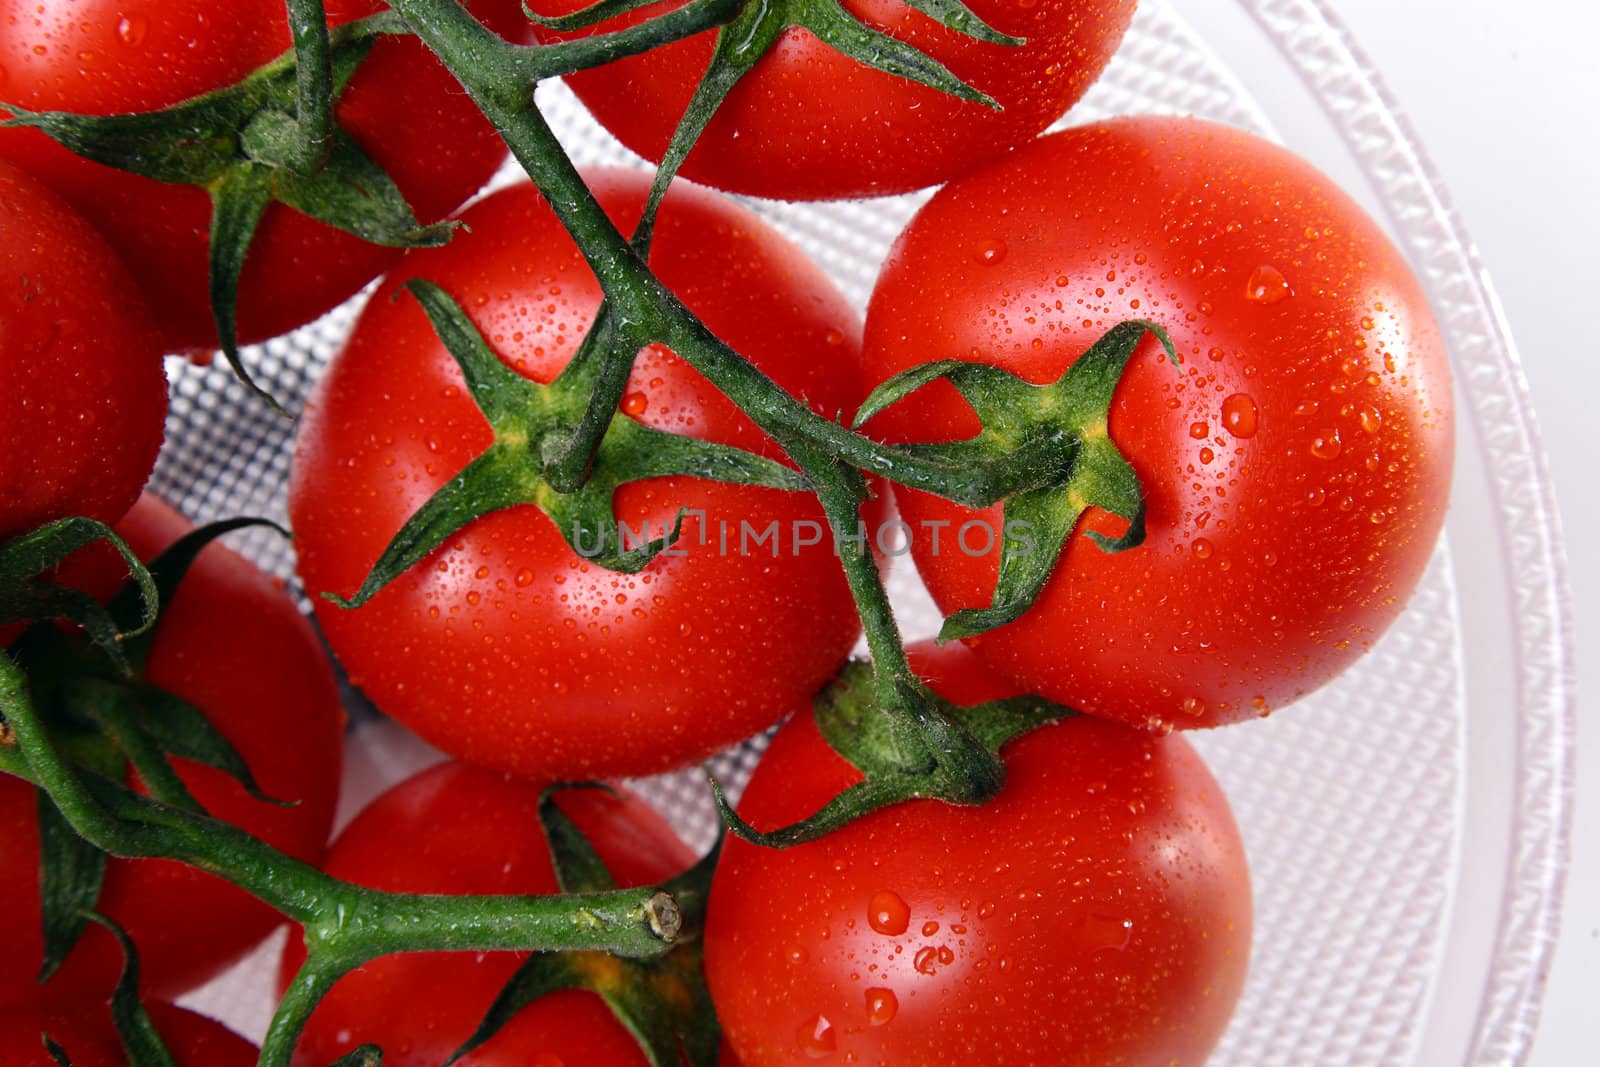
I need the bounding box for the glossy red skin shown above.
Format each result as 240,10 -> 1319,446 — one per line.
705,640 -> 1252,1066
278,761 -> 698,1066
291,169 -> 873,779
0,1001 -> 256,1066
532,0 -> 1134,200
0,0 -> 530,351
862,117 -> 1455,730
0,494 -> 345,1005
0,161 -> 165,540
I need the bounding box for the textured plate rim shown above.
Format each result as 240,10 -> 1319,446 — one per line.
1235,1 -> 1579,1062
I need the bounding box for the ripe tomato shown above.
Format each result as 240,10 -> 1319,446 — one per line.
531,0 -> 1134,200
280,761 -> 699,1066
0,0 -> 531,352
0,494 -> 345,1005
0,161 -> 165,541
291,168 -> 872,779
704,639 -> 1252,1066
862,117 -> 1455,730
0,1001 -> 256,1066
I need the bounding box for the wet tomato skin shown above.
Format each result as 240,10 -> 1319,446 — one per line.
279,761 -> 699,1066
0,161 -> 165,542
0,0 -> 531,351
704,640 -> 1252,1066
863,117 -> 1455,730
0,494 -> 345,1006
530,0 -> 1135,200
0,1001 -> 257,1066
291,168 -> 873,780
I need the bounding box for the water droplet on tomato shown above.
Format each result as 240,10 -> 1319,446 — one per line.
1189,421 -> 1209,440
622,391 -> 648,416
865,988 -> 898,1026
973,239 -> 1007,266
921,921 -> 940,937
797,1015 -> 836,1058
868,891 -> 910,936
1190,538 -> 1214,560
1081,913 -> 1135,951
515,569 -> 534,587
1244,265 -> 1291,304
913,946 -> 939,975
1180,696 -> 1207,717
1310,429 -> 1343,460
1357,405 -> 1382,434
824,328 -> 846,346
117,14 -> 147,45
1221,393 -> 1258,438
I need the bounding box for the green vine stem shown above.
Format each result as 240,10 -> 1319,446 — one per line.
0,650 -> 680,1066
282,0 -> 336,173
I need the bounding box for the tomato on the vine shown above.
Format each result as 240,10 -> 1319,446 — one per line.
280,761 -> 700,1066
863,117 -> 1454,731
0,1001 -> 256,1066
532,0 -> 1135,200
0,0 -> 531,351
704,639 -> 1251,1065
291,168 -> 874,780
0,161 -> 165,541
0,494 -> 345,1005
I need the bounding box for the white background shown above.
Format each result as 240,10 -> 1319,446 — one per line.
1208,0 -> 1597,1061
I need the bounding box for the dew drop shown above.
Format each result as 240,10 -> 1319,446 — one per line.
515,569 -> 534,588
913,946 -> 939,975
1357,405 -> 1382,434
1081,913 -> 1135,951
117,14 -> 147,46
1191,538 -> 1214,560
1244,265 -> 1291,304
865,988 -> 898,1026
973,239 -> 1007,266
1310,429 -> 1343,460
622,391 -> 648,416
1189,421 -> 1210,440
797,1015 -> 836,1059
868,891 -> 910,936
1221,393 -> 1259,438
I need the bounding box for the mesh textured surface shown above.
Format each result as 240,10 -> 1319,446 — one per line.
163,1 -> 1574,1062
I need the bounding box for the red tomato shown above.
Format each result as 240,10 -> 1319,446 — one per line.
279,761 -> 699,1066
0,494 -> 345,1005
291,168 -> 872,779
704,639 -> 1252,1066
0,1001 -> 256,1066
533,0 -> 1134,200
862,117 -> 1455,730
0,0 -> 531,352
0,161 -> 165,541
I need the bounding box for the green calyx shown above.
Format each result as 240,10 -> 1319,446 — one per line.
1,11 -> 448,412
445,784 -> 723,1067
855,320 -> 1179,640
0,518 -> 158,676
713,660 -> 1078,849
40,914 -> 183,1067
4,518 -> 294,986
325,279 -> 807,610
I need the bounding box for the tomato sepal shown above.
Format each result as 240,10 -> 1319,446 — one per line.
444,785 -> 724,1067
0,519 -> 158,676
34,794 -> 109,984
710,659 -> 1076,848
87,913 -> 182,1067
857,320 -> 1176,640
1,11 -> 452,410
325,279 -> 808,608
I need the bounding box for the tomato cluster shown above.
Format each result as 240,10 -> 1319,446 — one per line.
0,2 -> 1454,1064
